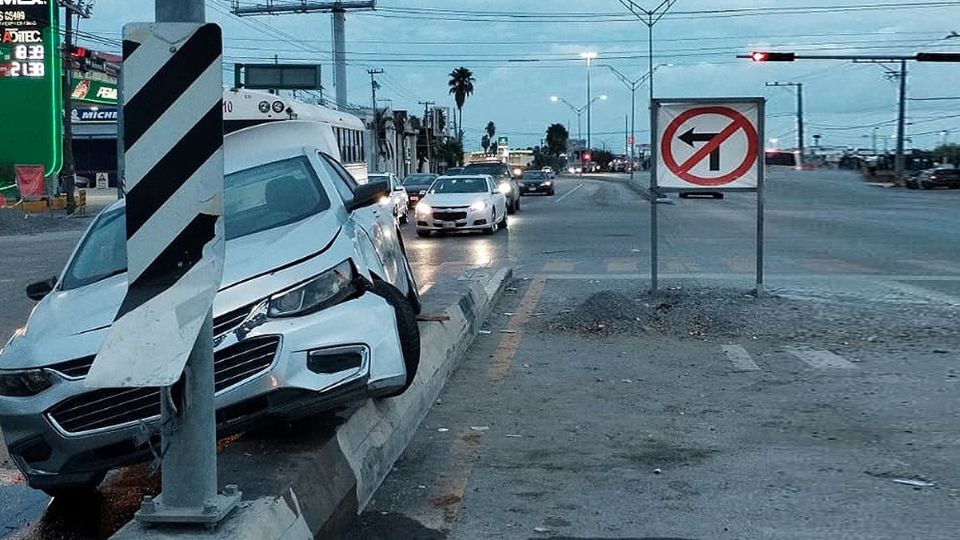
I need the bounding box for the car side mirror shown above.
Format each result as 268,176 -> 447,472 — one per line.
347,181 -> 390,212
26,277 -> 57,301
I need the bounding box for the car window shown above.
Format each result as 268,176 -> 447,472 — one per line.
404,174 -> 436,186
463,164 -> 508,176
317,152 -> 358,204
430,177 -> 488,194
62,157 -> 333,290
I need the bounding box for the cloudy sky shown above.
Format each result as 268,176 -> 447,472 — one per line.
77,1 -> 960,151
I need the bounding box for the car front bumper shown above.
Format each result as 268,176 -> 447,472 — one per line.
0,292 -> 405,490
520,182 -> 553,193
415,207 -> 495,231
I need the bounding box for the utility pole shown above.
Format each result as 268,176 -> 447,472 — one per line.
765,82 -> 805,168
419,100 -> 435,173
605,64 -> 664,181
231,1 -> 375,110
368,68 -> 382,171
894,60 -> 907,183
59,1 -> 94,214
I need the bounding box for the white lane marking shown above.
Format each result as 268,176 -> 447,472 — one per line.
555,183 -> 585,203
881,281 -> 960,308
787,348 -> 857,369
721,345 -> 760,371
607,259 -> 639,273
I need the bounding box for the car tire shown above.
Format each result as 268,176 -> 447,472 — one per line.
507,198 -> 517,215
416,229 -> 430,238
906,182 -> 917,190
483,212 -> 497,235
399,208 -> 409,224
370,279 -> 421,396
500,213 -> 508,230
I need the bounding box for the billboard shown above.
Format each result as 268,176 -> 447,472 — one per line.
0,0 -> 62,176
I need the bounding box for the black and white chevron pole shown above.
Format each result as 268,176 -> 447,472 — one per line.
88,4 -> 240,528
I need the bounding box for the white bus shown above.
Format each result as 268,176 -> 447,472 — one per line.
223,88 -> 369,183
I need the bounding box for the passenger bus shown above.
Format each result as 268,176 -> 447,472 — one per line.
223,88 -> 369,183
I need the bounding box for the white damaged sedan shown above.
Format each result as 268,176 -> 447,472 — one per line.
415,175 -> 508,237
0,121 -> 422,495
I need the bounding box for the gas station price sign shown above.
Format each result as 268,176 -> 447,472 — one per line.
0,0 -> 62,176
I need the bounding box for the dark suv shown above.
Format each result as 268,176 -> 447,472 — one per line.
906,168 -> 960,190
461,162 -> 521,214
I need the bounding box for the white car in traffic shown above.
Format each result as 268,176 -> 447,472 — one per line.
369,172 -> 409,223
415,175 -> 508,237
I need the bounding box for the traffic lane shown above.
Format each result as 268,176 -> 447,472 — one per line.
355,278 -> 960,539
401,176 -> 648,287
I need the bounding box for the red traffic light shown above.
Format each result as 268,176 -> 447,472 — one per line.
70,46 -> 89,59
582,152 -> 592,161
751,51 -> 795,62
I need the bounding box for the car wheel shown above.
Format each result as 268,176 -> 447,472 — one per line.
500,213 -> 508,230
548,188 -> 556,196
483,211 -> 497,235
370,280 -> 420,396
906,181 -> 917,190
416,229 -> 430,238
921,181 -> 932,190
400,251 -> 422,315
399,209 -> 409,224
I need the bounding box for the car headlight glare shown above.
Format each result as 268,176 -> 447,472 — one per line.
417,203 -> 432,215
0,370 -> 54,397
498,183 -> 512,195
469,201 -> 487,212
268,260 -> 358,318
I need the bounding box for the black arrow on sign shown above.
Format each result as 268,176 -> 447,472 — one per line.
679,127 -> 722,171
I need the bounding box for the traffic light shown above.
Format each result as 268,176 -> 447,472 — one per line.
916,52 -> 960,62
582,151 -> 592,162
69,46 -> 90,71
751,51 -> 796,62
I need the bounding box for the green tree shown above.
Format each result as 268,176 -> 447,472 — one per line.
933,143 -> 960,166
591,149 -> 615,171
545,123 -> 569,156
485,121 -> 496,140
448,67 -> 476,144
434,137 -> 465,168
481,134 -> 491,154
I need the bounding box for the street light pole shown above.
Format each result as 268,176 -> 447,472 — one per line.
894,59 -> 908,183
581,52 -> 597,152
765,82 -> 805,168
605,64 -> 668,181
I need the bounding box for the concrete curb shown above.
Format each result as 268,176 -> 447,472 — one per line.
110,267 -> 513,540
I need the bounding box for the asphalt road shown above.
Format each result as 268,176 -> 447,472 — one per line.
349,168 -> 960,539
2,169 -> 960,538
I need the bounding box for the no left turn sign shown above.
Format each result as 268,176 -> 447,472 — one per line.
654,99 -> 764,190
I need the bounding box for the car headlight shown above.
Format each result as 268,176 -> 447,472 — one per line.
417,202 -> 432,215
513,168 -> 523,177
543,181 -> 552,186
498,183 -> 512,195
0,370 -> 54,397
268,260 -> 358,318
418,190 -> 427,197
469,200 -> 487,212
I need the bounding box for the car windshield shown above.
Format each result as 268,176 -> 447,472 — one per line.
404,174 -> 436,186
463,164 -> 506,176
368,174 -> 389,182
61,156 -> 331,290
430,177 -> 488,194
523,171 -> 546,179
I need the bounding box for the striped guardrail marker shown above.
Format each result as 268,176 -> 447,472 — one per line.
87,22 -> 225,389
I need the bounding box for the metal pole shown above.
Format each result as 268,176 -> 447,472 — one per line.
648,19 -> 658,295
368,69 -> 382,171
796,83 -> 805,168
630,85 -> 636,181
894,59 -> 908,184
873,127 -> 878,155
142,0 -> 238,527
61,8 -> 77,213
332,9 -> 347,110
586,57 -> 592,152
756,100 -> 766,295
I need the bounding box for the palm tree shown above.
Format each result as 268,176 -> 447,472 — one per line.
448,67 -> 475,144
485,121 -> 496,141
481,134 -> 491,154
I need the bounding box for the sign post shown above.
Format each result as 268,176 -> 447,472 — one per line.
87,3 -> 239,528
651,98 -> 766,294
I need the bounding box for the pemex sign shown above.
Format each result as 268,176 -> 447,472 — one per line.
0,0 -> 62,177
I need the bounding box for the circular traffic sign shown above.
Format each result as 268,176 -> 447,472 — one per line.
661,106 -> 759,187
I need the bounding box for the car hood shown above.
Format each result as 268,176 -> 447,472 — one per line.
422,193 -> 487,207
0,212 -> 342,370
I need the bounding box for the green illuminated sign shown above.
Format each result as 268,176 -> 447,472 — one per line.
0,0 -> 62,177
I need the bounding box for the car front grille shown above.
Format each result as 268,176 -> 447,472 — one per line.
433,211 -> 468,221
46,336 -> 281,435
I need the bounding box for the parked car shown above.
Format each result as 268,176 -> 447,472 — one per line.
0,121 -> 422,496
369,172 -> 409,223
461,162 -> 521,214
906,168 -> 960,189
415,175 -> 508,237
520,170 -> 555,196
402,173 -> 438,208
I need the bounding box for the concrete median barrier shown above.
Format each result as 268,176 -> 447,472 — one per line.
110,267 -> 512,540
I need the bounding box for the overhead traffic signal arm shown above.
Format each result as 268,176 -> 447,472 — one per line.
916,53 -> 960,62
741,51 -> 960,63
750,51 -> 796,62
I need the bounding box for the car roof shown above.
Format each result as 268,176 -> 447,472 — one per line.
436,174 -> 492,181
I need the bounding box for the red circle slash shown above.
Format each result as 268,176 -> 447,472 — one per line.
661,106 -> 758,187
